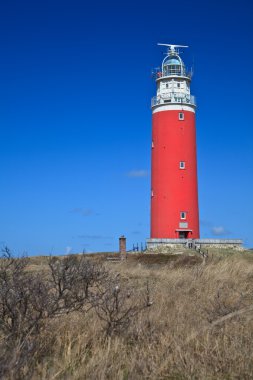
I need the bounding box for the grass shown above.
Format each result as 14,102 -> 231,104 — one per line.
19,249 -> 253,380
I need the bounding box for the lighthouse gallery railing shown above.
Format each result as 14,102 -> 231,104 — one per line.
151,94 -> 196,107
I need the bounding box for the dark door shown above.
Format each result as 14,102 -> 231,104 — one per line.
179,231 -> 188,239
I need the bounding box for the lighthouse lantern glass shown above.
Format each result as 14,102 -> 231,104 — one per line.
162,54 -> 186,77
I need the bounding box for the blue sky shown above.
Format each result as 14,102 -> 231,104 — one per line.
0,0 -> 252,255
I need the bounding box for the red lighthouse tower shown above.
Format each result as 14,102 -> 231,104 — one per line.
150,43 -> 199,240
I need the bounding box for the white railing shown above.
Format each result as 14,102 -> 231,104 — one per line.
151,94 -> 196,107
155,71 -> 192,80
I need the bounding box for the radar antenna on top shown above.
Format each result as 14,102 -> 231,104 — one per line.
158,43 -> 188,53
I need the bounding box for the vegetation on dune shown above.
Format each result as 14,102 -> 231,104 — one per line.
1,247 -> 253,379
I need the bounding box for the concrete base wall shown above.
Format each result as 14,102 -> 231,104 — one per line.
146,238 -> 243,252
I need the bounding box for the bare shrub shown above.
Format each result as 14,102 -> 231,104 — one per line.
91,275 -> 151,336
0,247 -> 51,378
0,249 -> 110,378
48,254 -> 108,314
0,248 -> 146,378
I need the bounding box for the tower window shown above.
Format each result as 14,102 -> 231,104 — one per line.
177,83 -> 180,88
179,112 -> 184,120
179,161 -> 185,169
151,190 -> 154,197
152,141 -> 154,148
166,83 -> 169,88
180,211 -> 186,220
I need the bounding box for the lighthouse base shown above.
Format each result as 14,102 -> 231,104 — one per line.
146,238 -> 243,253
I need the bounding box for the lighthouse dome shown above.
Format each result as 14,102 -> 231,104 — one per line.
164,56 -> 181,65
162,54 -> 186,76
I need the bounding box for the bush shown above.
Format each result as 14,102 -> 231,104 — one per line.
0,248 -> 147,379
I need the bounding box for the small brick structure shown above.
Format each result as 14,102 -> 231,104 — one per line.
119,235 -> 126,258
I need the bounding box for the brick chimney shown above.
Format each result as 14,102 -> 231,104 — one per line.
119,235 -> 126,258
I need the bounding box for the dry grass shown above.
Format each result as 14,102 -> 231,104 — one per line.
15,250 -> 252,380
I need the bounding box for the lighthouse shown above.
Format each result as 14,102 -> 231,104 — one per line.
150,43 -> 200,241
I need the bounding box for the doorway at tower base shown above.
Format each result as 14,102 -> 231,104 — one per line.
146,238 -> 243,253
